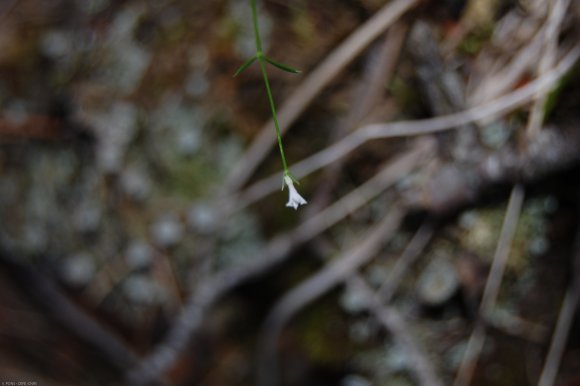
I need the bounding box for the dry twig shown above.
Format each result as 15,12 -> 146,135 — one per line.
527,0 -> 571,138
377,221 -> 435,303
453,184 -> 525,386
307,21 -> 409,214
536,285 -> 580,386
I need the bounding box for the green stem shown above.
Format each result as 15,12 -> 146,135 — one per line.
250,0 -> 289,174
258,59 -> 289,172
250,0 -> 263,52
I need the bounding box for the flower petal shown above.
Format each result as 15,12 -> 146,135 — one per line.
284,175 -> 307,210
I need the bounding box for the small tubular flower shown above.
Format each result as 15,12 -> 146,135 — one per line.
283,175 -> 307,210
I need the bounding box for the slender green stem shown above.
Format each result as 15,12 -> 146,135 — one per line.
258,59 -> 289,172
250,0 -> 289,174
250,0 -> 263,53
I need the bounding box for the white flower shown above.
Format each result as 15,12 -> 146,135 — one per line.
283,175 -> 307,210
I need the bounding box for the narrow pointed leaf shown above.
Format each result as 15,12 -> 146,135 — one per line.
234,56 -> 258,77
265,56 -> 301,74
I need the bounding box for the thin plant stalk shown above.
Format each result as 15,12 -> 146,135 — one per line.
250,0 -> 289,174
258,57 -> 289,173
236,0 -> 306,208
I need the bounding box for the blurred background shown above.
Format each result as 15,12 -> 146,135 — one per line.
1,0 -> 580,385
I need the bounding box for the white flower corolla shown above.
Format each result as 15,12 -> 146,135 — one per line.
283,175 -> 307,210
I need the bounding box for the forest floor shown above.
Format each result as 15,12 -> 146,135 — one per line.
1,1 -> 580,386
